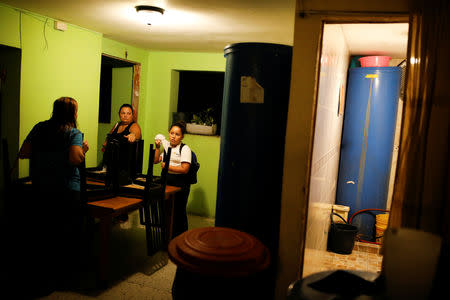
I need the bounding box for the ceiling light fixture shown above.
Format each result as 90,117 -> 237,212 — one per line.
135,5 -> 165,25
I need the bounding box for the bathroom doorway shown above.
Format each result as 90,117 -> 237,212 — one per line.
303,22 -> 409,277
97,54 -> 141,167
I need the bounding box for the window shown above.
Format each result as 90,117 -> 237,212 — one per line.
177,71 -> 224,134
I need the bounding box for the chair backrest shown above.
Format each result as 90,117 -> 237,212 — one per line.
2,139 -> 11,189
144,143 -> 155,191
79,158 -> 87,204
160,146 -> 171,188
133,139 -> 144,176
140,144 -> 172,256
103,136 -> 120,190
143,145 -> 171,205
104,136 -> 144,189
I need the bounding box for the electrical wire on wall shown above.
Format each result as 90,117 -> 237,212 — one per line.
43,18 -> 49,50
14,9 -> 51,51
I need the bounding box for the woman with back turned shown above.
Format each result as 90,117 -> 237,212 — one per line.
18,96 -> 89,295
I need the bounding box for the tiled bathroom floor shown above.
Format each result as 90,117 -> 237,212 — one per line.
303,242 -> 383,278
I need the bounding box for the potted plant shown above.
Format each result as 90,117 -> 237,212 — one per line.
187,108 -> 217,135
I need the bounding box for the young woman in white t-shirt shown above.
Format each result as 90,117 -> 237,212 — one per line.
154,121 -> 192,238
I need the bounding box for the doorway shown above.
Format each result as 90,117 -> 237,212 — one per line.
97,54 -> 140,167
0,45 -> 21,207
303,22 -> 409,277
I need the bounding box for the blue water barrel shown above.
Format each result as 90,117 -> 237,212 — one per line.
336,67 -> 401,241
215,43 -> 292,258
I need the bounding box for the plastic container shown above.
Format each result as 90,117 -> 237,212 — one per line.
327,213 -> 358,254
169,227 -> 271,299
216,43 -> 292,256
375,213 -> 389,243
336,67 -> 401,241
359,56 -> 391,67
332,205 -> 350,224
376,213 -> 389,225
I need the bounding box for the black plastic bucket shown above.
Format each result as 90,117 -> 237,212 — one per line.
327,212 -> 358,254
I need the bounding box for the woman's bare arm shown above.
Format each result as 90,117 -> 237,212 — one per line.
125,123 -> 142,142
18,141 -> 32,159
161,161 -> 190,174
154,139 -> 162,164
69,141 -> 89,165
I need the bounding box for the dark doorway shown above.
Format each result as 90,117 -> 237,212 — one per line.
0,45 -> 21,202
97,54 -> 140,166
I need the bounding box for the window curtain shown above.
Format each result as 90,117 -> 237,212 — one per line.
390,0 -> 449,294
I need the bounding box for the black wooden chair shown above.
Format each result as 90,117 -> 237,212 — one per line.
100,137 -> 145,191
131,139 -> 144,178
139,144 -> 172,256
2,139 -> 11,189
1,139 -> 14,223
1,139 -> 30,215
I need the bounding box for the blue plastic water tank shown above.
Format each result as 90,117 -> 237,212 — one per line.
215,43 -> 292,256
336,67 -> 401,241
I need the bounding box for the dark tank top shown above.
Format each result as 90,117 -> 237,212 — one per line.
110,121 -> 134,140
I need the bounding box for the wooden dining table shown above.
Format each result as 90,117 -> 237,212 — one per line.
85,176 -> 181,285
13,164 -> 180,285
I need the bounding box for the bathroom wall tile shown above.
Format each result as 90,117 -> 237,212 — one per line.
304,23 -> 351,277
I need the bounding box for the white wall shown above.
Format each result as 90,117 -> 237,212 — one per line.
303,24 -> 350,276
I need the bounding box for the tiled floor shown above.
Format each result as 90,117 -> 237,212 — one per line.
36,213 -> 382,299
302,242 -> 383,278
37,213 -> 215,300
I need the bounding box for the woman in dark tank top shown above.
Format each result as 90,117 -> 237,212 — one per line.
101,103 -> 142,152
110,120 -> 135,139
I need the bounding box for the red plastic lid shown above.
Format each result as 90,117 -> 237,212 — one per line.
358,56 -> 391,67
168,227 -> 270,277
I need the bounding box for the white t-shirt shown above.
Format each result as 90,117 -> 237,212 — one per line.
160,139 -> 191,174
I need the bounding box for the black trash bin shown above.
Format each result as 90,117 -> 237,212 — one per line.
327,212 -> 358,254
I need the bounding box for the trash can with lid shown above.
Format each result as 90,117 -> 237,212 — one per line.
168,227 -> 271,299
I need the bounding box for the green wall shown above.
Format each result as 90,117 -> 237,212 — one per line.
19,16 -> 102,176
0,4 -> 103,177
0,5 -> 21,48
146,51 -> 225,217
0,3 -> 225,218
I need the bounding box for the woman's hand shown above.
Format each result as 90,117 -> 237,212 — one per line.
69,141 -> 88,166
125,132 -> 136,143
82,140 -> 89,153
155,139 -> 161,149
161,161 -> 165,169
18,141 -> 32,159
